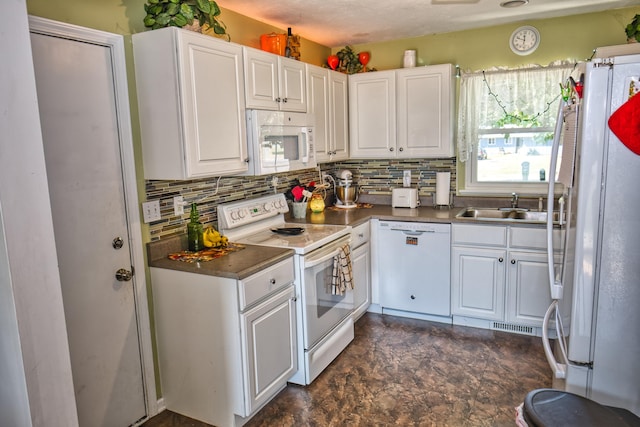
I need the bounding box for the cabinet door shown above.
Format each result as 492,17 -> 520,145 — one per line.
330,71 -> 349,161
351,242 -> 371,320
279,57 -> 307,112
506,251 -> 560,326
397,64 -> 454,158
132,28 -> 247,179
306,65 -> 331,162
244,47 -> 279,110
179,31 -> 248,177
240,285 -> 297,416
451,246 -> 506,320
349,70 -> 396,158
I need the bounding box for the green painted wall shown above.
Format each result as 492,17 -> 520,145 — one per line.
342,7 -> 640,71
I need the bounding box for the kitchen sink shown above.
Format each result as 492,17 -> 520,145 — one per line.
455,208 -> 563,224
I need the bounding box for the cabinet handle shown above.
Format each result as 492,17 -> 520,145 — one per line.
244,157 -> 250,163
511,259 -> 516,265
270,278 -> 276,284
399,147 -> 404,152
291,296 -> 297,302
410,295 -> 416,300
358,233 -> 364,238
498,257 -> 504,263
276,97 -> 281,103
283,98 -> 288,103
389,147 -> 394,152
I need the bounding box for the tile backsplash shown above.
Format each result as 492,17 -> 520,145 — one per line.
144,158 -> 456,241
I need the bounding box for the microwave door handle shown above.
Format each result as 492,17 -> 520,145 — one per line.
301,130 -> 309,163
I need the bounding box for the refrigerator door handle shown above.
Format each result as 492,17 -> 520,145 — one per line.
546,101 -> 566,300
542,300 -> 568,379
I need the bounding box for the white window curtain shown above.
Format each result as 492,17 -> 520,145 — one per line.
457,62 -> 577,162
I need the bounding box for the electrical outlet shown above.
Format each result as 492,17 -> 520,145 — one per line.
173,196 -> 184,216
142,200 -> 161,223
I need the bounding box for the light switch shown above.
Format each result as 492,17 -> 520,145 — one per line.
142,200 -> 161,223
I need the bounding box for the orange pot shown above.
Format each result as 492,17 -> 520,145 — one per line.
260,33 -> 287,56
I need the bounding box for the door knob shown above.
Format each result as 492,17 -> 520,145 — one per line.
115,268 -> 133,282
498,257 -> 504,263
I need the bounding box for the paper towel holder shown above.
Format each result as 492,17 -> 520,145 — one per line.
432,192 -> 454,209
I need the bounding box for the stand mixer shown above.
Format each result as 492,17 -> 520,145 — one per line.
335,169 -> 359,208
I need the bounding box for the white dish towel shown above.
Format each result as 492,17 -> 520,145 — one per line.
331,244 -> 353,296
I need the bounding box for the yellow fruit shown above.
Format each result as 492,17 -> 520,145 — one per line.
202,227 -> 227,248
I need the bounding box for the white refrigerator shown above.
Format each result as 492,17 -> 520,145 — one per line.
543,52 -> 640,416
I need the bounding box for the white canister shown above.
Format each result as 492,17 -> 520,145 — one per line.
403,50 -> 416,68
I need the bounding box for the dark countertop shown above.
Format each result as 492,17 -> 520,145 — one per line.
147,234 -> 294,280
147,198 -> 553,279
285,204 -> 459,227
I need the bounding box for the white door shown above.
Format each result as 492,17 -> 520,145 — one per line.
30,27 -> 147,426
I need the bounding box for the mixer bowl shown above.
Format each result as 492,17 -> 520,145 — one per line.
336,185 -> 359,205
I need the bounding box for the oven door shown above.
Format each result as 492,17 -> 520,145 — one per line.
301,236 -> 353,350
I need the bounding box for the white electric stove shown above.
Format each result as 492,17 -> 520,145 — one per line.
218,194 -> 354,385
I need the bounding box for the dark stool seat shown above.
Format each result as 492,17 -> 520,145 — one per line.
523,389 -> 640,427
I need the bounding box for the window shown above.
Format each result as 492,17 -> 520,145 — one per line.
457,63 -> 578,194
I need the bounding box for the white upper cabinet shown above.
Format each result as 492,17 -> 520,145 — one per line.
397,64 -> 455,157
349,64 -> 454,159
244,47 -> 306,112
348,70 -> 397,158
306,64 -> 349,162
132,28 -> 248,180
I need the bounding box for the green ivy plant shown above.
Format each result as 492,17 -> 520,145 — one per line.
625,14 -> 640,42
143,0 -> 229,40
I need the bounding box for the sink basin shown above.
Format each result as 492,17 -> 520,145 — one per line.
456,208 -> 563,224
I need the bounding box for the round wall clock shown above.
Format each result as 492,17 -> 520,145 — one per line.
509,25 -> 540,56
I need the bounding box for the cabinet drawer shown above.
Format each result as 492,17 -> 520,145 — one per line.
239,257 -> 294,310
510,227 -> 564,251
351,222 -> 370,249
452,224 -> 507,247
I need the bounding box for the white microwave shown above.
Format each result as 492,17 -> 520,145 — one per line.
244,110 -> 316,176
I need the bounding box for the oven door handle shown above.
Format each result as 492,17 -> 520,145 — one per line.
304,246 -> 341,269
303,235 -> 351,268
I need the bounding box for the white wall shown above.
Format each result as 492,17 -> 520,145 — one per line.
0,0 -> 78,425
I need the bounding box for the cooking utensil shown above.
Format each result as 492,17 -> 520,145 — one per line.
271,227 -> 305,235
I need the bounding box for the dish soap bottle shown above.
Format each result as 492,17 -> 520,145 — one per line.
187,203 -> 204,252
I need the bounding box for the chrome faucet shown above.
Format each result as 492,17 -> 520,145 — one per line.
511,192 -> 519,209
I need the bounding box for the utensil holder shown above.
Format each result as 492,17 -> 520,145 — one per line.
292,202 -> 308,218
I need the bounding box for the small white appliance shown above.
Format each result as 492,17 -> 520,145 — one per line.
392,188 -> 419,208
542,52 -> 640,416
218,194 -> 354,386
243,110 -> 315,175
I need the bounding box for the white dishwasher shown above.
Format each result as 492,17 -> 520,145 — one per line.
377,221 -> 451,317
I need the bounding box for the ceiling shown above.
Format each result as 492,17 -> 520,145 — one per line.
216,0 -> 639,47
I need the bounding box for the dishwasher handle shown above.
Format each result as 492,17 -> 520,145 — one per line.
392,229 -> 429,236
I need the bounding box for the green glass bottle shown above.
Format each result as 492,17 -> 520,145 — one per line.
187,203 -> 204,252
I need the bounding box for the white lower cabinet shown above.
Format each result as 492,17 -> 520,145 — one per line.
451,246 -> 506,321
350,222 -> 371,320
150,257 -> 296,426
452,223 -> 563,334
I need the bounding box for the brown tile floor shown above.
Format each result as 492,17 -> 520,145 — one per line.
143,313 -> 551,427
